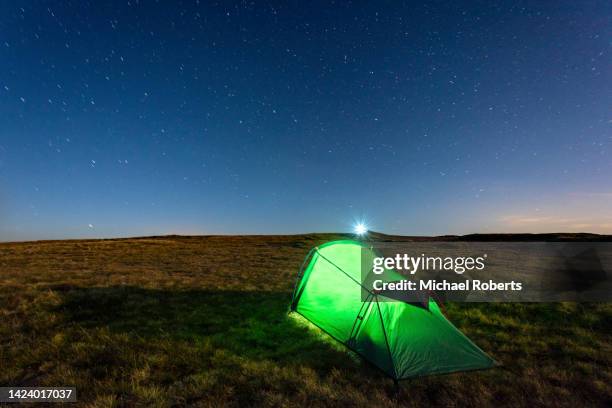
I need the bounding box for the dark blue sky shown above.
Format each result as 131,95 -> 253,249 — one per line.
1,1 -> 611,240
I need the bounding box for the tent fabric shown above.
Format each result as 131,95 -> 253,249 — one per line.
290,240 -> 496,380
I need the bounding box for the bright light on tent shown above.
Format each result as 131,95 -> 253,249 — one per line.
354,223 -> 368,235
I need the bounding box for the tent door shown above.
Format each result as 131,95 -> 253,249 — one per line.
347,292 -> 374,347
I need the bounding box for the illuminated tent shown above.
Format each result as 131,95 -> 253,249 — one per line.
290,240 -> 496,380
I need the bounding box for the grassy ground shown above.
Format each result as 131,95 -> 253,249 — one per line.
0,234 -> 610,407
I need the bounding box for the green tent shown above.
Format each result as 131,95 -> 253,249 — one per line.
290,240 -> 496,380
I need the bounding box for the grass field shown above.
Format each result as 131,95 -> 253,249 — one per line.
0,234 -> 610,407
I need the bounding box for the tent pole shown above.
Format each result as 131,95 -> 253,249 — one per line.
290,246 -> 317,311
375,295 -> 398,381
391,378 -> 401,397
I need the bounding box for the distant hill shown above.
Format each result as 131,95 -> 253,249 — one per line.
364,231 -> 612,242
2,231 -> 611,245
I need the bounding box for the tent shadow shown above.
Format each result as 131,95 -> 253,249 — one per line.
51,285 -> 374,378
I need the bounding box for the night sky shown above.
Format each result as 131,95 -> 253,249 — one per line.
1,1 -> 611,241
